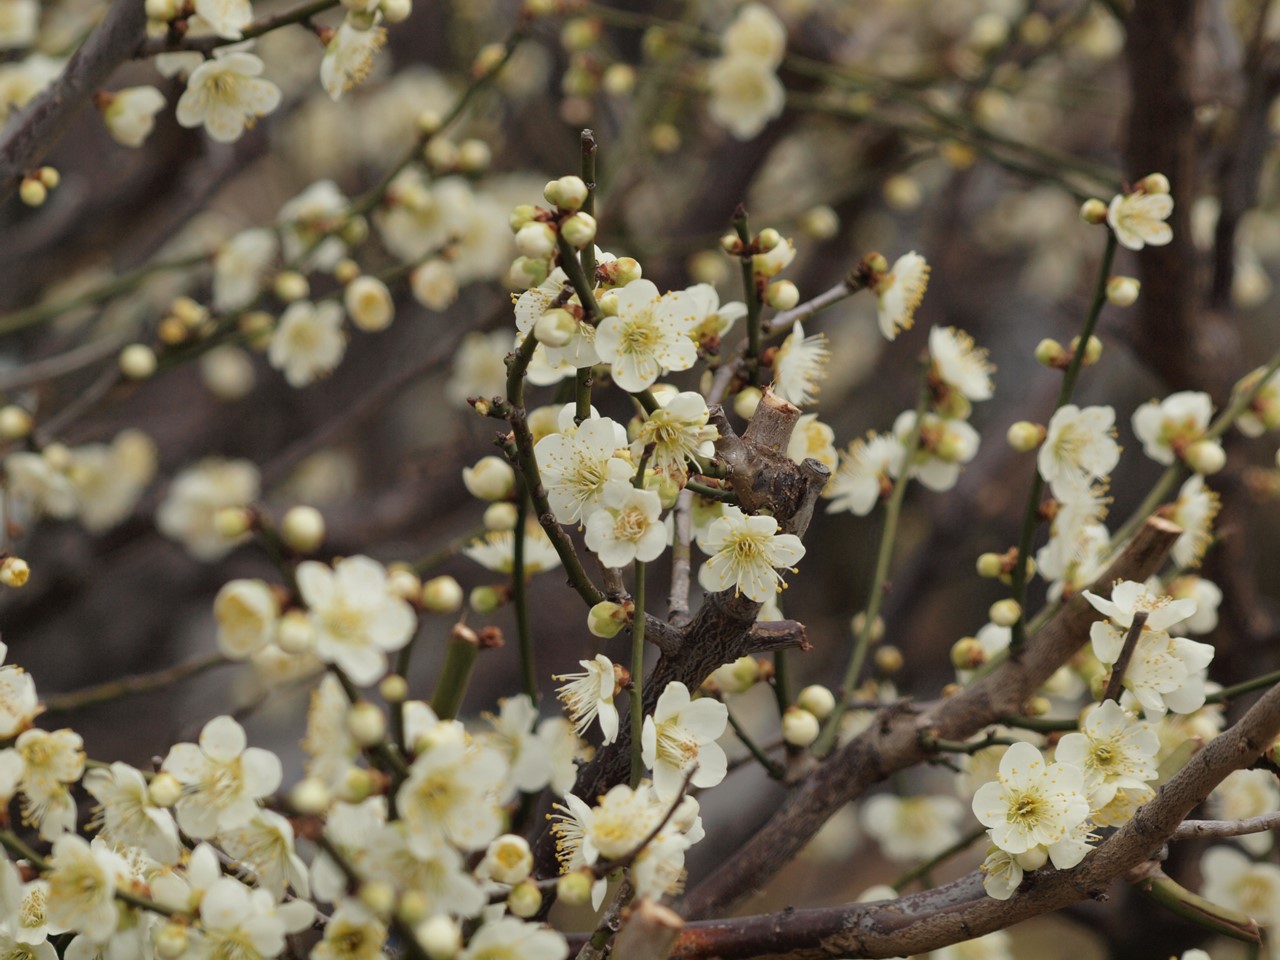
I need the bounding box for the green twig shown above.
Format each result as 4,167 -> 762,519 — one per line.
630,561 -> 647,788
431,633 -> 480,721
726,708 -> 784,779
44,653 -> 229,713
513,482 -> 538,703
732,208 -> 763,387
891,825 -> 987,892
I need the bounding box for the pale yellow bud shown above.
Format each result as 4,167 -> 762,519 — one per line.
734,387 -> 762,420
424,136 -> 459,171
359,880 -> 397,918
561,211 -> 597,248
798,205 -> 840,240
334,259 -> 361,285
273,271 -> 310,303
851,612 -> 885,643
782,707 -> 820,747
989,598 -> 1022,627
588,599 -> 627,638
0,405 -> 33,440
1137,172 -> 1171,195
557,870 -> 595,906
289,776 -> 332,815
483,501 -> 518,532
457,139 -> 491,173
154,925 -> 189,960
515,221 -> 557,259
280,505 -> 325,553
472,42 -> 506,77
1069,335 -> 1104,367
337,767 -> 375,803
276,609 -> 315,655
397,890 -> 431,926
0,557 -> 29,588
213,506 -> 253,540
796,684 -> 835,720
545,175 -> 589,212
874,645 -> 904,673
1079,198 -> 1108,224
36,166 -> 59,189
148,772 -> 183,808
648,122 -> 680,153
470,585 -> 505,614
422,575 -> 464,614
951,636 -> 987,670
1185,439 -> 1226,476
602,63 -> 636,96
976,552 -> 1004,578
19,179 -> 46,207
1006,421 -> 1045,452
534,307 -> 577,347
1106,276 -> 1140,307
1034,338 -> 1067,368
387,566 -> 422,602
119,343 -> 158,380
882,175 -> 922,211
379,674 -> 409,703
416,109 -> 442,135
756,228 -> 782,252
381,0 -> 411,22
507,881 -> 542,918
766,280 -> 800,310
346,701 -> 387,746
1024,694 -> 1051,716
145,0 -> 177,19
345,275 -> 395,333
462,455 -> 516,501
416,915 -> 462,960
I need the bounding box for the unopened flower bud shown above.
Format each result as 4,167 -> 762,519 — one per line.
602,63 -> 636,96
0,556 -> 28,589
281,505 -> 325,553
951,637 -> 987,670
387,565 -> 422,602
976,552 -> 1004,578
989,598 -> 1022,627
851,612 -> 885,643
457,139 -> 491,173
359,880 -> 397,918
560,212 -> 597,248
155,924 -> 189,959
276,609 -> 315,654
1034,338 -> 1067,368
756,227 -> 782,252
397,891 -> 431,926
381,0 -> 412,21
509,256 -> 550,290
507,881 -> 542,918
557,870 -> 595,906
470,585 -> 505,614
648,122 -> 680,153
379,674 -> 409,704
273,271 -> 310,303
587,600 -> 627,638
1106,276 -> 1140,307
148,772 -> 183,808
798,204 -> 839,240
1137,172 -> 1171,195
708,655 -> 759,695
334,259 -> 361,285
508,204 -> 539,231
18,178 -> 46,207
1015,846 -> 1048,871
546,175 -> 589,211
796,684 -> 835,719
462,456 -> 516,501
782,707 -> 821,747
720,233 -> 742,254
534,307 -> 577,347
483,501 -> 519,532
0,405 -> 32,440
515,222 -> 557,259
422,576 -> 463,614
416,915 -> 461,960
337,767 -> 375,803
1024,694 -> 1051,716
874,645 -> 904,673
346,701 -> 387,746
1006,421 -> 1045,452
734,387 -> 762,420
1079,198 -> 1108,223
766,280 -> 800,310
213,506 -> 253,540
1069,334 -> 1103,366
119,343 -> 157,380
345,275 -> 395,332
882,174 -> 922,211
610,257 -> 643,286
145,0 -> 178,19
1185,439 -> 1226,476
289,776 -> 332,815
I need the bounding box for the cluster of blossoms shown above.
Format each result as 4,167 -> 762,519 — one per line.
705,3 -> 788,140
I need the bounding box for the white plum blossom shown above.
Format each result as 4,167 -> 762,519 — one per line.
213,579 -> 279,660
193,0 -> 253,40
278,179 -> 350,269
296,555 -> 417,686
268,300 -> 347,388
706,55 -> 785,140
213,228 -> 278,312
825,433 -> 902,516
788,413 -> 839,476
555,654 -> 622,745
1108,189 -> 1174,251
971,741 -> 1091,864
44,836 -> 126,944
161,715 -> 282,839
0,641 -> 39,739
642,681 -> 729,800
630,391 -> 717,483
17,728 -> 84,840
860,793 -> 967,863
1131,390 -> 1214,466
552,783 -> 665,869
683,283 -> 746,346
894,411 -> 980,492
696,504 -> 806,602
193,876 -> 313,960
584,481 -> 666,567
321,21 -> 387,101
101,86 -> 167,147
219,809 -> 310,898
929,326 -> 994,402
1083,579 -> 1197,633
156,457 -> 260,561
364,823 -> 486,918
1209,769 -> 1280,856
310,901 -> 386,960
483,694 -> 552,794
770,321 -> 830,407
82,762 -> 181,865
67,429 -> 157,533
458,917 -> 568,960
1169,474 -> 1220,569
397,738 -> 512,853
1038,405 -> 1121,499
1200,845 -> 1280,926
1167,575 -> 1223,635
302,674 -> 360,786
1052,700 -> 1158,813
176,52 -> 281,143
722,3 -> 786,67
534,414 -> 631,524
874,252 -> 930,340
463,523 -> 562,574
595,280 -> 700,392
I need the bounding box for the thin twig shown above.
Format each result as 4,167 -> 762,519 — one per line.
44,653 -> 230,713
1102,610 -> 1148,703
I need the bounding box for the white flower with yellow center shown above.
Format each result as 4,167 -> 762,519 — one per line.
706,54 -> 785,140
1200,845 -> 1280,925
553,783 -> 665,866
554,654 -> 622,746
302,674 -> 360,787
101,86 -> 167,148
160,715 -> 282,839
321,21 -> 387,101
364,822 -> 486,918
971,741 -> 1091,861
721,2 -> 786,67
175,52 -> 281,143
860,793 -> 966,863
1232,366 -> 1280,437
1131,390 -> 1214,466
268,299 -> 347,388
311,900 -> 386,960
513,268 -> 600,372
1209,769 -> 1280,856
929,326 -> 995,401
67,429 -> 157,534
213,228 -> 278,312
631,391 -> 717,483
1053,700 -> 1158,812
642,681 -> 728,800
584,481 -> 666,567
44,835 -> 125,943
1038,404 -> 1120,499
213,579 -> 279,660
17,728 -> 83,840
787,413 -> 838,475
0,641 -> 39,739
297,554 -> 417,685
682,283 -> 746,346
1107,189 -> 1173,251
83,761 -> 181,865
278,179 -> 349,270
930,930 -> 1015,960
1167,575 -> 1222,635
696,504 -> 806,602
771,321 -> 830,407
1170,474 -> 1220,569
979,847 -> 1024,901
219,809 -> 310,898
894,411 -> 980,492
156,456 -> 260,561
397,739 -> 512,853
873,252 -> 930,340
310,797 -> 384,903
458,917 -> 568,960
482,693 -> 552,794
595,280 -> 700,392
824,433 -> 902,516
193,0 -> 253,39
538,716 -> 590,796
12,878 -> 58,945
534,415 -> 631,524
194,876 -> 313,960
